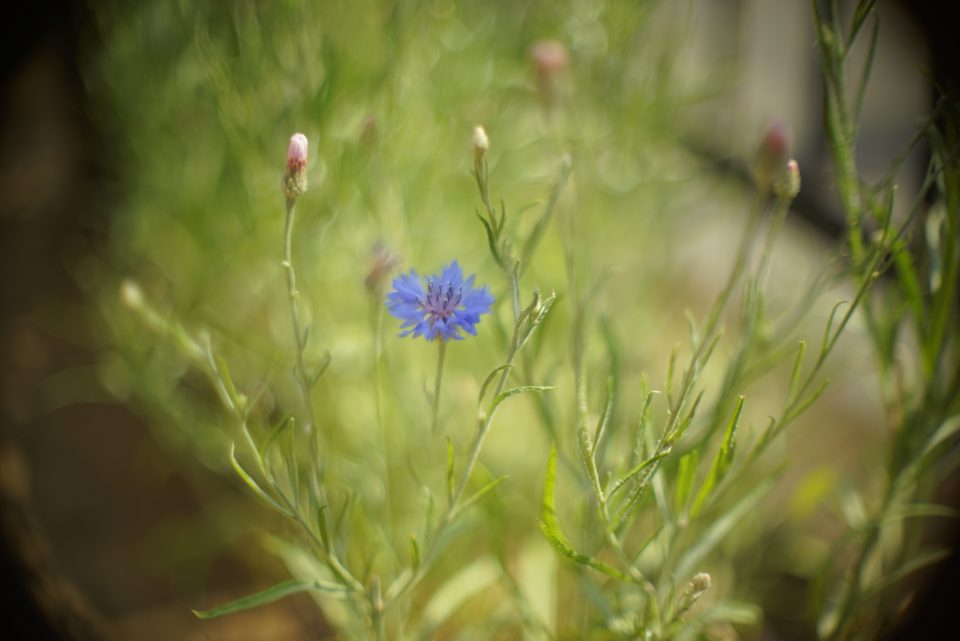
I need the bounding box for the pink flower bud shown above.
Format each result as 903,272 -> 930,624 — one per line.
282,133 -> 309,199
754,121 -> 790,194
531,39 -> 569,113
531,39 -> 569,76
287,133 -> 308,172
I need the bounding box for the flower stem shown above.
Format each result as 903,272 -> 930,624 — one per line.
430,339 -> 448,437
283,197 -> 319,461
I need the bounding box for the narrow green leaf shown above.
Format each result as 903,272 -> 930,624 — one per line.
847,0 -> 877,47
851,11 -> 879,122
229,444 -> 289,516
446,437 -> 455,505
409,535 -> 421,570
784,379 -> 830,426
192,579 -> 346,619
787,341 -> 807,404
283,425 -> 300,511
821,301 -> 848,355
893,241 -> 925,326
334,491 -> 352,541
666,346 -> 678,411
675,478 -> 774,578
674,451 -> 699,516
316,504 -> 331,552
475,210 -> 501,263
259,415 -> 295,459
592,376 -> 615,454
539,445 -> 631,583
691,396 -> 744,517
517,291 -> 557,351
883,503 -> 960,523
455,476 -> 508,516
491,385 -> 554,413
309,351 -> 332,387
865,548 -> 951,598
671,389 -> 705,443
214,353 -> 240,406
606,451 -> 670,501
478,364 -> 513,406
423,489 -> 435,547
921,415 -> 960,459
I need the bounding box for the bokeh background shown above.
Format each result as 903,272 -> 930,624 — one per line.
2,1 -> 957,639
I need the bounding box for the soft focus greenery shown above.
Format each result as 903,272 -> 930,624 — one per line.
84,1 -> 958,639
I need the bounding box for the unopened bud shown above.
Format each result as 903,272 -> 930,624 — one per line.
774,159 -> 801,200
531,39 -> 569,113
754,121 -> 790,194
282,133 -> 309,199
532,39 -> 569,76
691,572 -> 711,594
472,125 -> 489,162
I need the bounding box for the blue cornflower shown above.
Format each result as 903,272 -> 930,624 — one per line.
386,260 -> 494,341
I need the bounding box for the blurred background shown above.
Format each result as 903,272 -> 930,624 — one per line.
1,1 -> 957,639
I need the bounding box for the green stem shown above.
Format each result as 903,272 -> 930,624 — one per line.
283,198 -> 321,465
430,340 -> 448,437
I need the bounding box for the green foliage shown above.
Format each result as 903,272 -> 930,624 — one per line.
90,0 -> 958,639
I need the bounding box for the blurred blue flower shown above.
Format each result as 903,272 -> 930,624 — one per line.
386,260 -> 494,341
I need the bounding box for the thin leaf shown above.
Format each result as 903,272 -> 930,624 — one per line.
283,424 -> 300,511
316,504 -> 331,552
214,353 -> 240,406
592,376 -> 615,454
606,451 -> 671,501
539,445 -> 631,582
674,451 -> 699,516
852,12 -> 880,124
847,0 -> 877,48
491,385 -> 554,414
821,301 -> 848,356
259,415 -> 295,459
455,476 -> 508,517
409,535 -> 421,570
865,548 -> 951,598
229,444 -> 289,516
882,503 -> 960,523
787,341 -> 807,404
192,579 -> 346,619
475,210 -> 501,263
478,364 -> 514,406
783,379 -> 830,426
446,437 -> 455,505
691,396 -> 744,517
675,478 -> 774,578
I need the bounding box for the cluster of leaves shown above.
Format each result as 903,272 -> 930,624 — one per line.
809,1 -> 960,638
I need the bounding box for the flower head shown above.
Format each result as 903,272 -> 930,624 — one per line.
386,260 -> 494,341
282,132 -> 309,199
